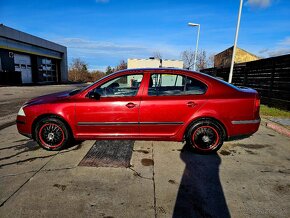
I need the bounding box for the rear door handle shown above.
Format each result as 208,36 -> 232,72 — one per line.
126,102 -> 137,108
187,101 -> 196,107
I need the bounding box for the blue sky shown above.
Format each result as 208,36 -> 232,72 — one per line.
1,0 -> 290,70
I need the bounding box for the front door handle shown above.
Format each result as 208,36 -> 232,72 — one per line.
126,102 -> 137,108
187,101 -> 196,107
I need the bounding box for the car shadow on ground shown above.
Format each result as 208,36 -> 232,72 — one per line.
173,145 -> 230,218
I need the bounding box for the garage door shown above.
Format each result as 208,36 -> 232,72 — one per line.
14,54 -> 32,84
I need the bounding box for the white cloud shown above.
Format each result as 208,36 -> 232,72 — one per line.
245,0 -> 272,8
57,37 -> 183,58
88,65 -> 108,72
267,48 -> 290,57
56,37 -> 185,69
278,37 -> 290,46
96,0 -> 109,3
259,36 -> 290,57
59,38 -> 147,54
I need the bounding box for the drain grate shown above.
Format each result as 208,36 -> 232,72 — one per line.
78,140 -> 134,168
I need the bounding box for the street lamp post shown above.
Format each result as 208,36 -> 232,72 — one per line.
228,0 -> 244,83
188,22 -> 200,71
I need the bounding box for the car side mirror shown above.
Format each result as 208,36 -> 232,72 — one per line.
87,91 -> 101,100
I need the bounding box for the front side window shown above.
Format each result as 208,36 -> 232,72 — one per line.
148,73 -> 207,96
93,74 -> 143,97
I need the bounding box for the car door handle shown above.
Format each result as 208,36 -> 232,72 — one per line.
187,101 -> 196,107
126,102 -> 137,108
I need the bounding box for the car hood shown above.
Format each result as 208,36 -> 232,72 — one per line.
25,90 -> 72,106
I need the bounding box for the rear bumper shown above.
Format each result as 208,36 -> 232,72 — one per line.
227,118 -> 260,140
231,119 -> 260,125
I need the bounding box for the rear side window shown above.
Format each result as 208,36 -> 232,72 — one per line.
148,73 -> 207,96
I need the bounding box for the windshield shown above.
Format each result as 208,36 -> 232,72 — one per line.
69,88 -> 82,96
69,73 -> 116,96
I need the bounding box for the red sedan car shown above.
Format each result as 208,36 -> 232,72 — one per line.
17,68 -> 260,154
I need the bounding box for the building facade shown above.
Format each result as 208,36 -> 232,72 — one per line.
0,24 -> 68,84
128,58 -> 183,69
214,46 -> 260,68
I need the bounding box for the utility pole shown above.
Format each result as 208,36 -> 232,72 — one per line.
229,0 -> 243,83
188,23 -> 200,71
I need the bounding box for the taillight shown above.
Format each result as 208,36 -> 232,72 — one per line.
254,94 -> 260,117
255,97 -> 260,108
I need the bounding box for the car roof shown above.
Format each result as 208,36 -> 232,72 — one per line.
118,67 -> 190,72
117,68 -> 218,81
116,68 -> 209,76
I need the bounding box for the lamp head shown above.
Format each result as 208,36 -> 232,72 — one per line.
188,22 -> 199,27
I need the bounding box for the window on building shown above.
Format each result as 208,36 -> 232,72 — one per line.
40,58 -> 57,82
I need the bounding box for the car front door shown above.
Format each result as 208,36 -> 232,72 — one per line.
75,73 -> 144,138
139,72 -> 208,138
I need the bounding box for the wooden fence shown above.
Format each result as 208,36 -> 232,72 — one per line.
201,54 -> 290,110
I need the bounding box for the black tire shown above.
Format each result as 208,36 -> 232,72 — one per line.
186,119 -> 224,154
72,139 -> 85,145
34,117 -> 71,151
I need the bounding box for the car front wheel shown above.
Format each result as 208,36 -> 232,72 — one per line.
35,117 -> 71,151
187,119 -> 224,154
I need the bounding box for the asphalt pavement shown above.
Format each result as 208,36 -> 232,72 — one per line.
0,123 -> 289,217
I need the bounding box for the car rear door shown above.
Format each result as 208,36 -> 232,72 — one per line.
139,72 -> 208,138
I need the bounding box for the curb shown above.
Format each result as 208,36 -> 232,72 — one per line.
262,118 -> 290,138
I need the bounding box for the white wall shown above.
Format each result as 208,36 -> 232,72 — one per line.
128,59 -> 160,68
128,59 -> 183,69
162,60 -> 183,69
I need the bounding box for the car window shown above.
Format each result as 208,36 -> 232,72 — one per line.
92,74 -> 143,97
148,73 -> 207,96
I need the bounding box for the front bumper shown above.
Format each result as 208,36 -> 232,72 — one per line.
16,115 -> 33,139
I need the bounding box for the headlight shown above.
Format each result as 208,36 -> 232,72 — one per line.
18,106 -> 26,116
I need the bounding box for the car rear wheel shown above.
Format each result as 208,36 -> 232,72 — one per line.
35,117 -> 71,151
186,119 -> 224,154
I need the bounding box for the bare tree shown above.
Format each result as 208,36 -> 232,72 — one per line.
90,70 -> 106,82
68,58 -> 89,82
115,60 -> 127,71
196,50 -> 207,70
182,49 -> 214,71
153,51 -> 162,60
181,50 -> 195,70
197,50 -> 215,70
208,54 -> 215,68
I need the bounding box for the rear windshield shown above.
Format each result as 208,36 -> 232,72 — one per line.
199,73 -> 240,90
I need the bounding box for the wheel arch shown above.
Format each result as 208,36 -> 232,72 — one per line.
184,117 -> 228,140
31,114 -> 73,140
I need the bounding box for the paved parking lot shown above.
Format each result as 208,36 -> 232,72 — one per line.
0,85 -> 289,217
0,124 -> 289,217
